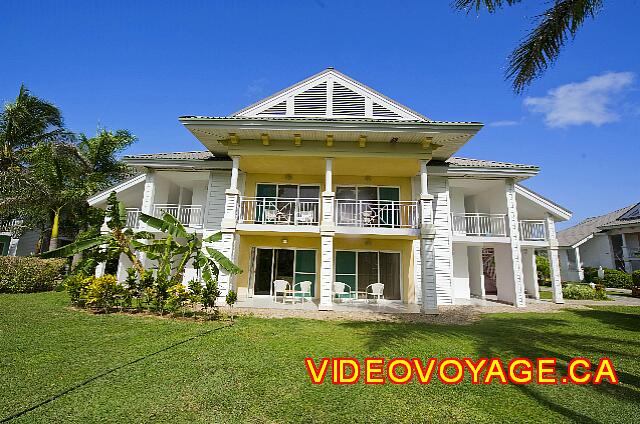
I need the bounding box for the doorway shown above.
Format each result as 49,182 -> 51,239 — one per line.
482,247 -> 497,295
252,248 -> 316,296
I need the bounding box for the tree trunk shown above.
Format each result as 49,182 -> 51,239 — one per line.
48,207 -> 62,251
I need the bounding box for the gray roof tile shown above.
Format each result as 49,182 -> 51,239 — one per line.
557,203 -> 638,247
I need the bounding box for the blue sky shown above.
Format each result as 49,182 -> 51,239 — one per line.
2,1 -> 638,228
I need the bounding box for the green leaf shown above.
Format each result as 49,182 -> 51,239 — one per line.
139,212 -> 189,239
206,247 -> 242,275
203,232 -> 223,243
40,234 -> 111,258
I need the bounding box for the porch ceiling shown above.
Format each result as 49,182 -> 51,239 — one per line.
239,155 -> 420,177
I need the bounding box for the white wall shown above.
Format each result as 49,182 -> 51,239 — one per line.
521,247 -> 539,298
494,243 -> 517,304
579,234 -> 614,269
467,246 -> 484,297
452,244 -> 470,299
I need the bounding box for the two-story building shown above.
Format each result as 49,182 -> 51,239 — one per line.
88,68 -> 571,313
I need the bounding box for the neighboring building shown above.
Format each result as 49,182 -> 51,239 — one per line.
88,68 -> 572,312
557,203 -> 640,281
0,219 -> 33,257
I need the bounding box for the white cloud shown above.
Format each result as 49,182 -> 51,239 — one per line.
489,120 -> 520,127
524,71 -> 635,128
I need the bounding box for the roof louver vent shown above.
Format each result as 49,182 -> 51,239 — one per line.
258,100 -> 287,116
372,102 -> 402,119
620,204 -> 640,220
294,82 -> 327,115
332,82 -> 365,116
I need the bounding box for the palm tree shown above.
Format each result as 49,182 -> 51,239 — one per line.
454,0 -> 605,93
0,84 -> 68,169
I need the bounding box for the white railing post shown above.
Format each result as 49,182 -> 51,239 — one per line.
320,157 -> 335,311
545,214 -> 564,304
419,159 -> 437,313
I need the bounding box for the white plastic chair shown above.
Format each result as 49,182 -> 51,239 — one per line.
333,282 -> 354,302
366,283 -> 384,303
293,280 -> 313,302
296,210 -> 315,225
272,279 -> 289,303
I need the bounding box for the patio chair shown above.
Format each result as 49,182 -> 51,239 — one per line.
366,283 -> 384,303
333,282 -> 354,302
263,207 -> 279,223
272,279 -> 289,303
293,280 -> 313,302
296,210 -> 315,225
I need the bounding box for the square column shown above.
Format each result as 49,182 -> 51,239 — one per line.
504,179 -> 526,307
7,238 -> 19,256
467,245 -> 485,299
545,215 -> 564,303
318,157 -> 335,311
419,159 -> 438,313
521,247 -> 540,300
574,246 -> 584,281
214,156 -> 240,298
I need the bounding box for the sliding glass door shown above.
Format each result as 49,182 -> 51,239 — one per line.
255,184 -> 320,224
335,186 -> 400,227
252,248 -> 316,296
335,250 -> 401,300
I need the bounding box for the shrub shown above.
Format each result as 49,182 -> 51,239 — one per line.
84,275 -> 126,310
536,255 -> 551,286
64,273 -> 92,305
0,256 -> 67,293
563,283 -> 608,300
582,267 -> 632,289
602,269 -> 632,289
632,270 -> 640,286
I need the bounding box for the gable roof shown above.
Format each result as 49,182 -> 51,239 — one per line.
557,203 -> 639,247
233,68 -> 430,121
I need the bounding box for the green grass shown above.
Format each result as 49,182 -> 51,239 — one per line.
539,289 -> 553,300
1,293 -> 639,423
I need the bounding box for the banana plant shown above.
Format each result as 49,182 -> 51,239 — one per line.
137,212 -> 241,286
41,192 -> 152,278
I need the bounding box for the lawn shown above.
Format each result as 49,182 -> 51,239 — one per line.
1,293 -> 639,423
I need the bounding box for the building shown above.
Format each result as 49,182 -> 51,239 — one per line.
88,68 -> 572,312
557,202 -> 640,281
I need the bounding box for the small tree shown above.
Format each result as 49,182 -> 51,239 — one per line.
536,255 -> 551,286
226,289 -> 238,322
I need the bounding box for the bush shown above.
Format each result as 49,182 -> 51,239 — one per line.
602,269 -> 632,289
536,255 -> 551,286
632,270 -> 640,286
0,256 -> 67,293
582,267 -> 632,289
563,283 -> 607,300
84,275 -> 126,310
64,273 -> 92,305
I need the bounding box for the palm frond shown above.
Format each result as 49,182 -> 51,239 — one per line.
507,0 -> 603,93
206,247 -> 242,275
40,234 -> 111,258
452,0 -> 522,13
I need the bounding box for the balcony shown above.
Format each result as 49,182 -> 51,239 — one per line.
0,219 -> 24,235
238,197 -> 320,226
519,220 -> 547,241
335,200 -> 419,229
126,205 -> 204,229
451,213 -> 507,237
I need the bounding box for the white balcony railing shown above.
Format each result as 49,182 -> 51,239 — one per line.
152,204 -> 203,228
125,208 -> 141,229
335,200 -> 419,229
0,219 -> 24,235
238,197 -> 320,225
519,220 -> 547,241
451,213 -> 507,237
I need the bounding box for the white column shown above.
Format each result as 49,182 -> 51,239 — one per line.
467,245 -> 485,299
213,156 -> 241,298
574,246 -> 584,281
505,179 -> 526,307
545,215 -> 564,304
621,233 -> 634,273
8,238 -> 19,256
521,247 -> 539,300
319,157 -> 335,311
419,159 -> 437,313
141,169 -> 156,216
230,156 -> 240,191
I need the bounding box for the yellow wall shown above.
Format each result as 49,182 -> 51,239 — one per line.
244,173 -> 413,201
234,234 -> 416,303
